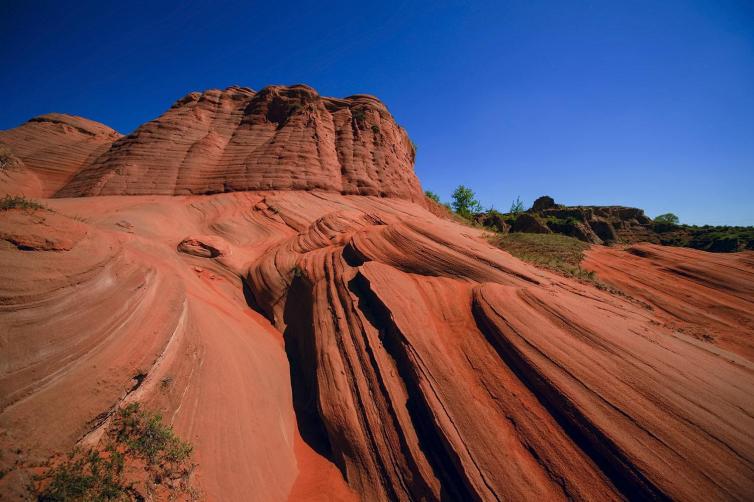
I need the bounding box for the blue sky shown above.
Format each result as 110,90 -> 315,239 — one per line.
2,0 -> 752,224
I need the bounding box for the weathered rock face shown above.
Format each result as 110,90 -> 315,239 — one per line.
0,114 -> 122,196
511,212 -> 552,234
523,196 -> 657,244
55,85 -> 423,202
2,192 -> 753,501
0,143 -> 43,197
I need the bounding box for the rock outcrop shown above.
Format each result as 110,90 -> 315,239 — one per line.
532,201 -> 654,244
477,196 -> 661,245
0,114 -> 121,196
55,85 -> 423,202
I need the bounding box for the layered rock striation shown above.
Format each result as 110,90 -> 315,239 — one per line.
55,85 -> 423,201
0,113 -> 122,196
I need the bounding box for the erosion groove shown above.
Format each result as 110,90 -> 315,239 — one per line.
471,287 -> 666,500
349,272 -> 476,501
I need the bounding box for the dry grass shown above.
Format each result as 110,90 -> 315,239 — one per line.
0,195 -> 46,211
490,232 -> 597,282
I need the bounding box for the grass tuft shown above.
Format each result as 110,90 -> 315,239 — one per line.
0,195 -> 46,211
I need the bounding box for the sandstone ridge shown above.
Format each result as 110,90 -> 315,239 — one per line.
50,85 -> 422,201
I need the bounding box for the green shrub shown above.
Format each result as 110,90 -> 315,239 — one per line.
451,185 -> 483,219
37,446 -> 128,501
424,190 -> 441,203
509,196 -> 525,214
654,213 -> 679,225
36,402 -> 195,501
113,403 -> 192,465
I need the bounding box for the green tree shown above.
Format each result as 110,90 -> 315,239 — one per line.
654,213 -> 679,225
509,196 -> 525,214
451,185 -> 483,218
425,190 -> 441,203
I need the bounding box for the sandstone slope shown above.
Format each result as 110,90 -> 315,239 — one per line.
1,191 -> 752,501
0,114 -> 121,196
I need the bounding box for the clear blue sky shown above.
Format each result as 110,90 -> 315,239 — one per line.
2,1 -> 752,225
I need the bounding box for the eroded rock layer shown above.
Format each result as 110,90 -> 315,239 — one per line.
54,85 -> 423,202
2,192 -> 752,501
0,114 -> 122,196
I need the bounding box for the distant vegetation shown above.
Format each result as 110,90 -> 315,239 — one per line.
36,402 -> 195,501
352,108 -> 366,122
424,190 -> 441,203
654,224 -> 754,252
431,185 -> 754,254
509,196 -> 525,214
0,195 -> 46,211
451,185 -> 483,219
654,213 -> 679,225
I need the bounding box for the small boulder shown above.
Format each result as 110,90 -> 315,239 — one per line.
530,195 -> 557,213
177,235 -> 230,258
475,212 -> 511,233
511,213 -> 552,234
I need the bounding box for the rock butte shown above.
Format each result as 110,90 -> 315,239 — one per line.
1,85 -> 753,501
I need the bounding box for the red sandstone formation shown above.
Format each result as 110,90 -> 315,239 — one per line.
56,85 -> 423,202
583,244 -> 754,360
0,114 -> 121,196
1,86 -> 753,501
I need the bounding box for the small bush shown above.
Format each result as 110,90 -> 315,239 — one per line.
509,196 -> 525,214
113,403 -> 192,466
352,108 -> 366,122
0,195 -> 46,211
451,185 -> 483,219
654,213 -> 679,225
37,446 -> 129,501
36,402 -> 195,501
424,190 -> 441,203
371,124 -> 380,134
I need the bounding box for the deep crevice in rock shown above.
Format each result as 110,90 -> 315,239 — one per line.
348,271 -> 476,502
281,275 -> 339,470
